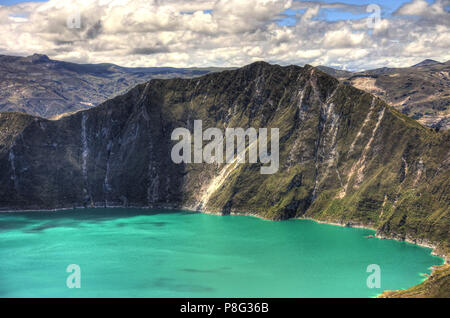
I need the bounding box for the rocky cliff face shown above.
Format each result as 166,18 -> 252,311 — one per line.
0,62 -> 448,253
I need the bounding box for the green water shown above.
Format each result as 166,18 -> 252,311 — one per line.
0,208 -> 443,298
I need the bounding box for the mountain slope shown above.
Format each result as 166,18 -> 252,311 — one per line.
320,60 -> 450,130
0,62 -> 448,258
0,54 -> 218,118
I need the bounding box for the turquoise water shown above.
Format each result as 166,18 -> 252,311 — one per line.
0,209 -> 443,298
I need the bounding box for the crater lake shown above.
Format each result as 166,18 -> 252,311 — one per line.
0,208 -> 443,298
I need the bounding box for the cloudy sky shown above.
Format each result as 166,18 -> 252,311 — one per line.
0,0 -> 449,70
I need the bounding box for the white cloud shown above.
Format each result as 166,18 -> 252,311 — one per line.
323,28 -> 366,48
395,0 -> 430,15
394,0 -> 450,25
0,0 -> 449,70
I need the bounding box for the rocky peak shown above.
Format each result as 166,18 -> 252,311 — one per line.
26,53 -> 51,64
412,59 -> 442,68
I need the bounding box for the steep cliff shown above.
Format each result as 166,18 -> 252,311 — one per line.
0,62 -> 448,256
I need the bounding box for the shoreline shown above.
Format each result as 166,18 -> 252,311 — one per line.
1,204 -> 447,297
297,217 -> 447,263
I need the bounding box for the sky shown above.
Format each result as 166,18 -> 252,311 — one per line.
0,0 -> 449,70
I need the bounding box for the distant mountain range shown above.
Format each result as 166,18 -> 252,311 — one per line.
318,59 -> 450,130
0,54 -> 231,119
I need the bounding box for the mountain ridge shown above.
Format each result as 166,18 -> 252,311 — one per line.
2,53 -> 448,130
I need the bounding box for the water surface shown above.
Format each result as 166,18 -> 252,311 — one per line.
0,208 -> 443,297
